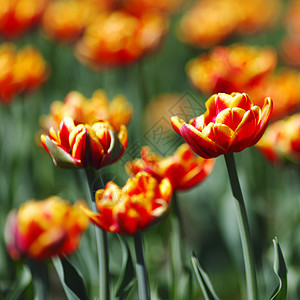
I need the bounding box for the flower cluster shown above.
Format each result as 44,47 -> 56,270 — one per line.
80,172 -> 173,234
0,43 -> 49,104
256,113 -> 300,164
41,117 -> 128,169
171,92 -> 273,158
40,89 -> 132,132
178,0 -> 281,48
126,144 -> 214,190
5,196 -> 89,260
187,43 -> 300,121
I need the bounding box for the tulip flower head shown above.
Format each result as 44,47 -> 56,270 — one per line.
5,196 -> 89,260
171,92 -> 273,158
126,144 -> 214,190
41,117 -> 128,169
80,172 -> 173,234
256,113 -> 300,164
40,89 -> 132,132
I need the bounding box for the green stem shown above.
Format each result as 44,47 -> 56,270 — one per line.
85,168 -> 110,300
170,192 -> 185,300
224,153 -> 258,300
27,259 -> 48,300
134,232 -> 150,300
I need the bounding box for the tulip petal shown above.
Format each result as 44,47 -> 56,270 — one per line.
170,116 -> 185,134
251,97 -> 273,146
181,124 -> 225,158
45,136 -> 81,168
213,124 -> 235,150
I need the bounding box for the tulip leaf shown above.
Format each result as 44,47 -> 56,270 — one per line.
114,235 -> 136,300
191,252 -> 220,300
52,256 -> 88,300
270,238 -> 287,300
6,265 -> 31,300
45,136 -> 79,169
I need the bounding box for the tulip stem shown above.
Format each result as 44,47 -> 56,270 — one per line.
134,232 -> 150,300
224,153 -> 258,300
27,259 -> 48,300
85,168 -> 110,300
170,192 -> 189,299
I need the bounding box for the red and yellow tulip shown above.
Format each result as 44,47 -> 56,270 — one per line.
5,196 -> 89,260
126,144 -> 214,190
81,172 -> 173,234
40,117 -> 128,169
256,113 -> 300,164
171,92 -> 273,158
40,89 -> 132,132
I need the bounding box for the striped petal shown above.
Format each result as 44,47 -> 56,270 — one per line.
170,116 -> 186,134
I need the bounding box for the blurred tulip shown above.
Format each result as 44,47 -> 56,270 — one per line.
126,144 -> 214,190
256,113 -> 300,164
178,0 -> 281,48
187,44 -> 277,95
5,196 -> 89,260
248,69 -> 300,121
14,45 -> 50,94
0,0 -> 47,39
40,89 -> 132,132
178,0 -> 237,49
41,0 -> 98,43
0,43 -> 18,104
81,172 -> 173,234
75,10 -> 168,68
123,0 -> 186,15
171,92 -> 273,158
41,117 -> 128,169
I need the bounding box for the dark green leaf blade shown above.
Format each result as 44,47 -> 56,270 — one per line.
191,252 -> 220,300
114,235 -> 136,300
52,257 -> 88,300
270,238 -> 287,300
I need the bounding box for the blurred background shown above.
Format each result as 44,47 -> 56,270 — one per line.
0,0 -> 300,299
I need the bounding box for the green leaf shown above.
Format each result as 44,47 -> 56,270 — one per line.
52,257 -> 88,300
270,238 -> 287,300
114,235 -> 136,300
191,252 -> 220,300
6,265 -> 31,300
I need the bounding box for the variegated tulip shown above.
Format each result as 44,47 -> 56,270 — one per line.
256,113 -> 300,164
126,144 -> 214,190
40,117 -> 128,169
5,196 -> 89,260
80,172 -> 173,234
171,92 -> 273,158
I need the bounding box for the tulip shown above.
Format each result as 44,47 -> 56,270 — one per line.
256,113 -> 300,164
126,144 -> 214,190
171,92 -> 273,158
81,172 -> 173,234
5,196 -> 89,260
40,89 -> 132,132
40,117 -> 128,169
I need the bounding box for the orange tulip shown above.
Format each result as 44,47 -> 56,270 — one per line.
80,172 -> 173,234
256,113 -> 300,164
75,10 -> 168,68
40,117 -> 128,169
126,144 -> 214,190
5,196 -> 89,260
171,93 -> 273,158
187,44 -> 277,95
41,0 -> 98,43
0,0 -> 48,39
40,89 -> 132,132
13,45 -> 50,94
